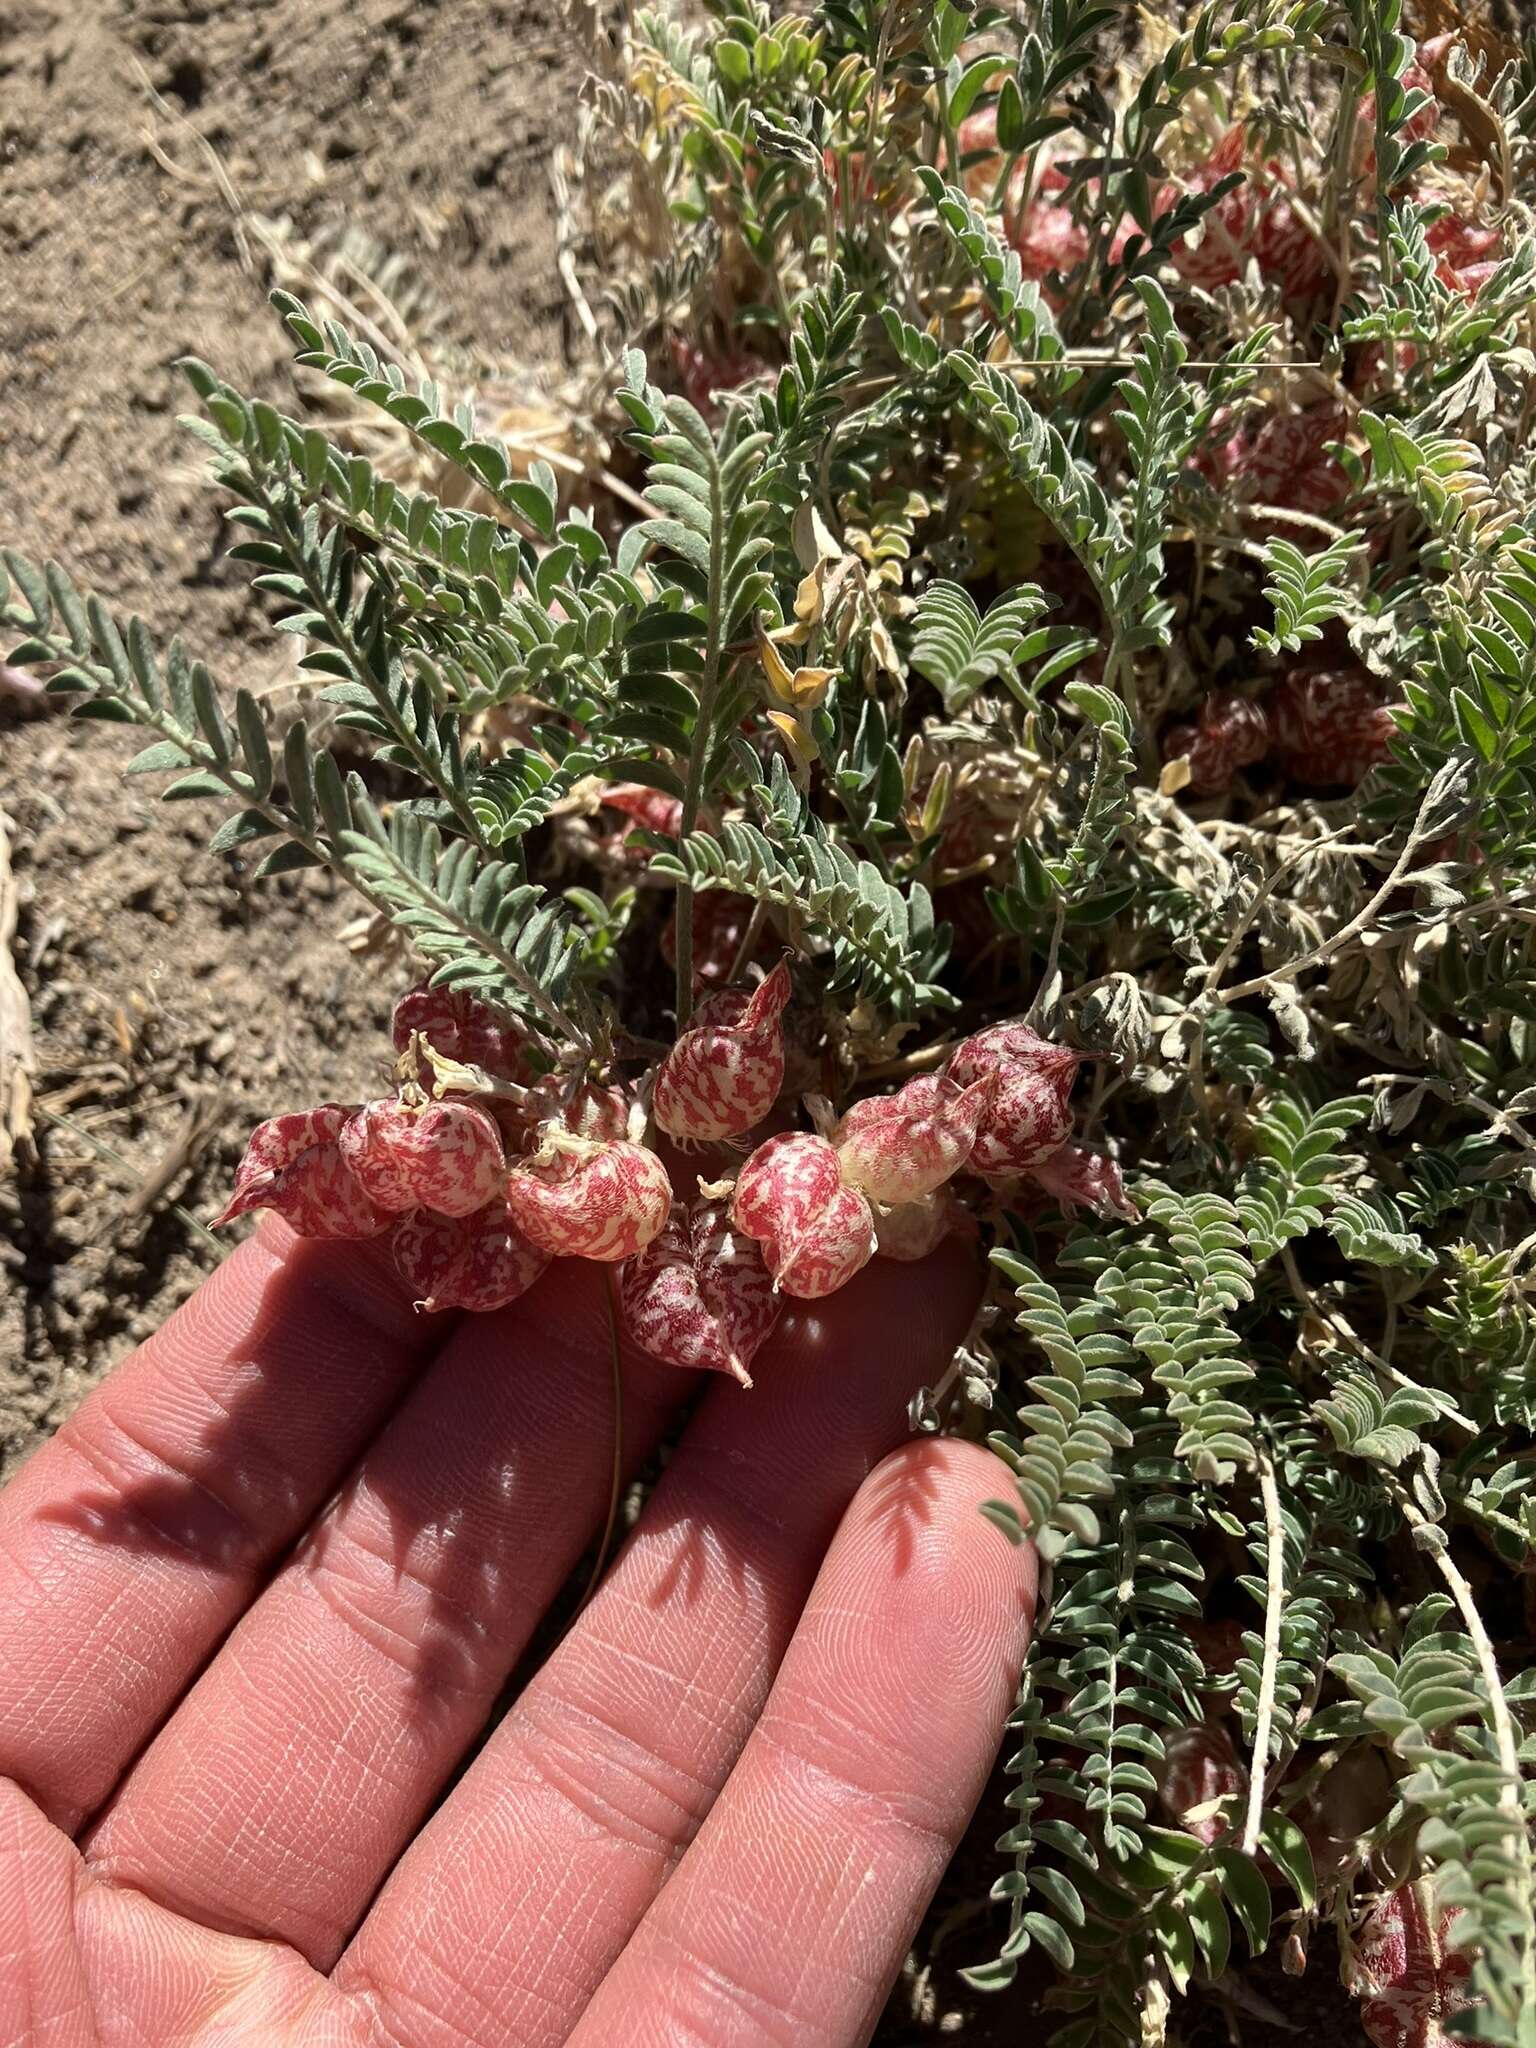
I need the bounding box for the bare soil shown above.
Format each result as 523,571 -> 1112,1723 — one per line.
1,0 -> 574,1458
0,2 -> 1354,2039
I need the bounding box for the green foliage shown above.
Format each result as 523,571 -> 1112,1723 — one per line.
651,757 -> 953,1016
6,0 -> 1536,2039
1235,1089 -> 1372,1263
1251,535 -> 1361,655
909,578 -> 1050,712
1333,1598 -> 1536,2041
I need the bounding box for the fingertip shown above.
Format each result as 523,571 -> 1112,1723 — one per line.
824,1436 -> 1039,1711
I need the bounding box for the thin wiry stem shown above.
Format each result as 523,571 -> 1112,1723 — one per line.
1393,1483 -> 1536,2016
1241,1449 -> 1285,1857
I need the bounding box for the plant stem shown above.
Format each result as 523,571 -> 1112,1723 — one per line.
1393,1483 -> 1536,2013
1218,793 -> 1438,1005
1241,1448 -> 1285,1856
672,427 -> 729,1028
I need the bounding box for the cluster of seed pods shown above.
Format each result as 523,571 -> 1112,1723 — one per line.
1164,669 -> 1399,795
217,969 -> 1134,1385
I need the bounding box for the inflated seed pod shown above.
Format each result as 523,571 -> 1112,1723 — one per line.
214,1105 -> 392,1239
1153,1722 -> 1246,1847
1354,1886 -> 1473,2048
1026,1140 -> 1139,1220
1267,668 -> 1398,787
652,961 -> 793,1143
390,1198 -> 549,1313
969,1068 -> 1074,1176
340,1098 -> 506,1218
1162,688 -> 1272,794
619,1201 -> 781,1386
390,984 -> 530,1081
505,1136 -> 672,1263
947,1020 -> 1080,1089
729,1131 -> 843,1247
947,1021 -> 1080,1176
834,1072 -> 993,1205
729,1132 -> 876,1299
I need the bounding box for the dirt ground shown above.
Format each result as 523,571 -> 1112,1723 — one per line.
1,0 -> 578,1453
2,1 -> 1352,2039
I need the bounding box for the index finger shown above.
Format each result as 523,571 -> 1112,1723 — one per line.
0,1220 -> 446,1829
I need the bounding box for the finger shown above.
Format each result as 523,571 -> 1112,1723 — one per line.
334,1243 -> 982,2048
0,1222 -> 442,1830
567,1437 -> 1036,2048
81,1259 -> 694,1966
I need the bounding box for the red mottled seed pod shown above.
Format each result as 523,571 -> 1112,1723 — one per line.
214,1105 -> 392,1239
770,1182 -> 877,1298
1170,124 -> 1327,302
1268,668 -> 1398,786
1353,1886 -> 1474,2048
619,1201 -> 781,1385
390,1198 -> 549,1313
600,781 -> 685,838
730,1130 -> 844,1246
835,1072 -> 994,1205
1426,210 -> 1500,297
729,1132 -> 877,1299
948,1021 -> 1079,1177
970,1068 -> 1075,1176
1027,1141 -> 1140,1221
652,961 -> 792,1142
505,1136 -> 672,1262
1154,1722 -> 1246,1847
340,1098 -> 506,1218
1162,688 -> 1271,794
391,984 -> 530,1081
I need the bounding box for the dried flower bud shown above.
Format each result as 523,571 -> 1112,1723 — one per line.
1026,1141 -> 1139,1221
619,1201 -> 781,1385
340,1098 -> 506,1218
391,984 -> 529,1081
652,961 -> 793,1142
872,1189 -> 973,1262
505,1134 -> 671,1262
1353,1886 -> 1474,2048
1154,1722 -> 1246,1846
1200,405 -> 1353,519
215,1105 -> 392,1239
835,1073 -> 994,1205
729,1132 -> 877,1299
391,1198 -> 549,1313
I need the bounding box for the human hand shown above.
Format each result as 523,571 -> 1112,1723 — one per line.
0,1222 -> 1035,2047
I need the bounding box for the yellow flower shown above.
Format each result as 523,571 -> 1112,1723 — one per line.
755,621 -> 836,781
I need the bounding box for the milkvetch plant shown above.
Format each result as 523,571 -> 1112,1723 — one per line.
6,0 -> 1536,2039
